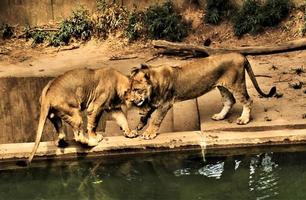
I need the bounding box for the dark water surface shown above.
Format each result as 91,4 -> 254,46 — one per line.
1,146 -> 306,200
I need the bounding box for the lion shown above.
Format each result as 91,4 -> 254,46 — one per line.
28,67 -> 137,164
127,53 -> 276,139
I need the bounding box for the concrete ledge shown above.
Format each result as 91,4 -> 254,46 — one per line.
1,129 -> 306,161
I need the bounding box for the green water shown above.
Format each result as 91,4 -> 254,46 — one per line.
1,147 -> 306,200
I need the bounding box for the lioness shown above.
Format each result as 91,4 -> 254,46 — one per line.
28,67 -> 137,164
127,53 -> 276,139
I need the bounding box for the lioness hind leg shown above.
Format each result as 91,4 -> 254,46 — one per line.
57,107 -> 86,144
49,114 -> 68,147
212,86 -> 236,121
232,88 -> 253,125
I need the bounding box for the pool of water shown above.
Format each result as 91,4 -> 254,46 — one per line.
1,146 -> 306,200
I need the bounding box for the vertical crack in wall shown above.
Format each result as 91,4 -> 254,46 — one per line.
51,0 -> 54,21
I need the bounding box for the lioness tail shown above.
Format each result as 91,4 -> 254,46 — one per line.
27,80 -> 54,166
244,58 -> 276,98
27,101 -> 50,165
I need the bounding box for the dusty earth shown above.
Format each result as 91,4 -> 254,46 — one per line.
0,8 -> 305,132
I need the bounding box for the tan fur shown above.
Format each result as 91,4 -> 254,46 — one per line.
28,67 -> 137,164
128,53 -> 276,139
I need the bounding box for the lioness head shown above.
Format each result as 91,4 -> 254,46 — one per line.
126,64 -> 152,107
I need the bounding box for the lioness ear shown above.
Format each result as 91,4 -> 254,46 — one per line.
144,72 -> 150,80
140,63 -> 149,69
130,67 -> 139,76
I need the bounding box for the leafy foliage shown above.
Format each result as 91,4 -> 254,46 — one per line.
125,11 -> 145,41
233,0 -> 291,37
0,24 -> 14,39
32,31 -> 49,45
49,7 -> 93,46
204,0 -> 235,25
143,1 -> 190,41
21,26 -> 49,46
261,0 -> 291,27
233,0 -> 263,36
302,6 -> 306,35
94,0 -> 129,39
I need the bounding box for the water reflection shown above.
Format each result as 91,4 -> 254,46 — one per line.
173,152 -> 281,199
197,161 -> 224,179
249,153 -> 280,200
1,149 -> 306,200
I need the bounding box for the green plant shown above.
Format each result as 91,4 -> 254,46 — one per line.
32,31 -> 49,45
261,0 -> 290,27
94,0 -> 129,38
204,0 -> 235,24
302,6 -> 306,35
233,0 -> 263,36
49,21 -> 73,46
143,1 -> 190,41
0,24 -> 14,39
233,0 -> 291,37
49,7 -> 93,46
125,11 -> 145,41
22,26 -> 49,45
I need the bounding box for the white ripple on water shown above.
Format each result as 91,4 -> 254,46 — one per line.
248,153 -> 280,200
173,168 -> 192,177
235,160 -> 242,171
173,161 -> 225,179
197,161 -> 225,179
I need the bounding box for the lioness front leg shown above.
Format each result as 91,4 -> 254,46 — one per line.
111,109 -> 138,138
142,102 -> 172,140
137,106 -> 156,131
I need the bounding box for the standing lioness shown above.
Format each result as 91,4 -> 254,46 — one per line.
28,67 -> 137,164
127,53 -> 276,139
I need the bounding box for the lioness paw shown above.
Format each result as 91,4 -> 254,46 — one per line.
236,117 -> 250,125
211,113 -> 226,121
124,130 -> 139,138
87,134 -> 103,147
141,131 -> 157,140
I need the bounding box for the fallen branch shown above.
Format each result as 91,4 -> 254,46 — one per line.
57,44 -> 80,52
254,74 -> 272,78
109,55 -> 138,61
152,38 -> 306,56
145,54 -> 161,63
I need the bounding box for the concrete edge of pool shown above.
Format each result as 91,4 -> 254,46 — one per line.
1,128 -> 306,161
